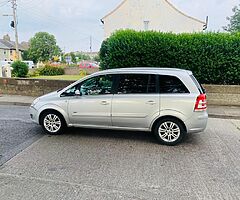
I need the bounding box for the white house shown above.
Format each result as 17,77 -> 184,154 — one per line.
101,0 -> 207,38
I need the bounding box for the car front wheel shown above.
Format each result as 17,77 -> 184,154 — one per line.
154,118 -> 186,146
40,111 -> 65,135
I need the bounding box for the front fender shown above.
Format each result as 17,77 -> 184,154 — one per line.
37,103 -> 70,125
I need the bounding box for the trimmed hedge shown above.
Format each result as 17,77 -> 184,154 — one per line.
100,30 -> 240,85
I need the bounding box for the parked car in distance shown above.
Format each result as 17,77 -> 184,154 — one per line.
23,61 -> 35,69
29,68 -> 208,146
79,61 -> 99,69
1,60 -> 34,69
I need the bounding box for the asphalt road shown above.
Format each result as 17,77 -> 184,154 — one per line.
0,105 -> 240,199
0,105 -> 43,166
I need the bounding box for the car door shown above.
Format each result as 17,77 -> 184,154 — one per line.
65,74 -> 114,126
112,74 -> 159,129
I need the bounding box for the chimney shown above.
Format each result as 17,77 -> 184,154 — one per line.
3,34 -> 11,41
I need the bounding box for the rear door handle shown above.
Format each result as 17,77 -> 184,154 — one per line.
146,100 -> 156,105
101,100 -> 109,105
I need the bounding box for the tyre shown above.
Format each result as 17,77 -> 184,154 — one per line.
153,117 -> 186,146
40,110 -> 66,135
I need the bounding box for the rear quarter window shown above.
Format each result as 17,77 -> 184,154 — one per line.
190,75 -> 205,94
159,75 -> 189,94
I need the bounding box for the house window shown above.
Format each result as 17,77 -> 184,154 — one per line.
10,50 -> 13,55
144,21 -> 150,31
4,51 -> 6,54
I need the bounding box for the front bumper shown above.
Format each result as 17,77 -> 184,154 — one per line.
185,111 -> 208,133
29,106 -> 39,124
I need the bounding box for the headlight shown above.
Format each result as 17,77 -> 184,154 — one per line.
31,98 -> 40,106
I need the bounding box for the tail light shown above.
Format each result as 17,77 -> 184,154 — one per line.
194,94 -> 207,111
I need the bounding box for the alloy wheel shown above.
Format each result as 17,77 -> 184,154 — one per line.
158,121 -> 181,143
43,114 -> 62,133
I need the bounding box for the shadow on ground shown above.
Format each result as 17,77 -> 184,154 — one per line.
46,126 -> 201,146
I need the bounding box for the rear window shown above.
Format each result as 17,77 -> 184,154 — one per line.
190,75 -> 205,94
159,75 -> 189,94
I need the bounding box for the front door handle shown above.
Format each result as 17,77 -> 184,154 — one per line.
101,100 -> 109,105
146,100 -> 156,105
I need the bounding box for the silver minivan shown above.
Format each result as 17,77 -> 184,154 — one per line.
30,68 -> 208,145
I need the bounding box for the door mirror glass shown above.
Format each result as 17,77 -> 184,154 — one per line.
61,83 -> 80,97
75,90 -> 81,96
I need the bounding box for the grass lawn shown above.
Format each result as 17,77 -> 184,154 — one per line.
32,75 -> 85,81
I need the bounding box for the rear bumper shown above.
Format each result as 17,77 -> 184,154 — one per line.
185,111 -> 208,133
29,106 -> 39,124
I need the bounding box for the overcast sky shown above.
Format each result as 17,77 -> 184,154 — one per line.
0,0 -> 238,52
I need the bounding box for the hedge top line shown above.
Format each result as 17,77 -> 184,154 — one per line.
99,30 -> 240,85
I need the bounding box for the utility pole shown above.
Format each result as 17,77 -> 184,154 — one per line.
11,0 -> 20,60
90,36 -> 92,53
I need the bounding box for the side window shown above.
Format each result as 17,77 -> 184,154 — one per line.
117,74 -> 157,94
61,75 -> 113,97
159,75 -> 189,94
80,75 -> 113,96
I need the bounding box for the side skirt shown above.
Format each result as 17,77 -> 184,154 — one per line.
68,124 -> 151,132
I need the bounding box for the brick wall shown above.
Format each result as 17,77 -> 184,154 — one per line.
0,78 -> 74,97
203,84 -> 240,106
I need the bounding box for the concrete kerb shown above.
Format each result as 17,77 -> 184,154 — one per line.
0,94 -> 34,106
0,101 -> 31,106
208,114 -> 240,120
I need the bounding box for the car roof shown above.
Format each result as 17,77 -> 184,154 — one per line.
95,67 -> 192,76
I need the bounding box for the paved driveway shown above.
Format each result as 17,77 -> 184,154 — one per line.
0,109 -> 240,199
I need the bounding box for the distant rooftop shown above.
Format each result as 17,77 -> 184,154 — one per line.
0,34 -> 26,50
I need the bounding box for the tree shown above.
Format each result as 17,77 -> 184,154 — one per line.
21,50 -> 30,61
11,61 -> 29,77
93,54 -> 100,62
28,32 -> 61,63
224,5 -> 240,32
75,52 -> 91,61
63,52 -> 77,64
69,52 -> 77,63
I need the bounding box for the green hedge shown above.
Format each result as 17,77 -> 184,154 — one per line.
100,30 -> 240,85
11,61 -> 29,78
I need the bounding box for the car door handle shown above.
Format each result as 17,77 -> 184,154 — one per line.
146,101 -> 156,105
101,100 -> 109,105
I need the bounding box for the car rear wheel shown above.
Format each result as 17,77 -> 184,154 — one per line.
154,118 -> 186,146
40,111 -> 65,135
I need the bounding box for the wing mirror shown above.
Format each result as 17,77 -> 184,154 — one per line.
75,90 -> 82,96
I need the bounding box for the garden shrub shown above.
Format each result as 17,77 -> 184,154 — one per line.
100,30 -> 240,85
37,65 -> 64,76
11,61 -> 29,78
